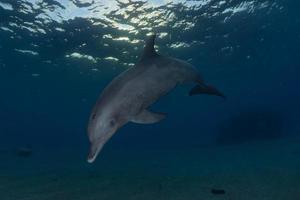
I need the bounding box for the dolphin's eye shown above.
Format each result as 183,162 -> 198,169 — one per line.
109,119 -> 116,127
92,113 -> 96,120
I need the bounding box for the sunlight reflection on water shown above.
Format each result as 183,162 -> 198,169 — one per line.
0,0 -> 281,70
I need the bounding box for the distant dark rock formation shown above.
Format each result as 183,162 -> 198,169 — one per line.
216,109 -> 283,145
16,146 -> 32,157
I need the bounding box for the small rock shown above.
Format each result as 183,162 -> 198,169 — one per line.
211,188 -> 226,195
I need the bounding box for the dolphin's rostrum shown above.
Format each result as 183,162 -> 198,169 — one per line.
87,34 -> 225,163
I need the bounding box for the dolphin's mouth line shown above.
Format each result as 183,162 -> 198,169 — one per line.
87,131 -> 116,163
87,142 -> 102,163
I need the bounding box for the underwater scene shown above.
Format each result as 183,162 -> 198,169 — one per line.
0,0 -> 300,199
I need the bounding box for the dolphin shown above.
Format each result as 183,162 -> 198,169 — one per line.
87,34 -> 225,163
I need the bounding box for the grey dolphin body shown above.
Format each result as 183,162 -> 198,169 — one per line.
87,34 -> 225,163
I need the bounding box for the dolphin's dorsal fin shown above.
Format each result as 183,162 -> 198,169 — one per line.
140,34 -> 158,61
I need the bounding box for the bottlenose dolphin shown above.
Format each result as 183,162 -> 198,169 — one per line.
87,34 -> 225,163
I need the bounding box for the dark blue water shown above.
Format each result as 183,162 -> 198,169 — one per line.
0,0 -> 300,199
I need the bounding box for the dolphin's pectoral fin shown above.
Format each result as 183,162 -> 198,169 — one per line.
189,84 -> 226,99
131,109 -> 166,124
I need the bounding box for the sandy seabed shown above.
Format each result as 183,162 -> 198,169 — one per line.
1,137 -> 300,200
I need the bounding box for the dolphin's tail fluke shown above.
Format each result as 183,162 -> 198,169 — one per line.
189,83 -> 226,99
